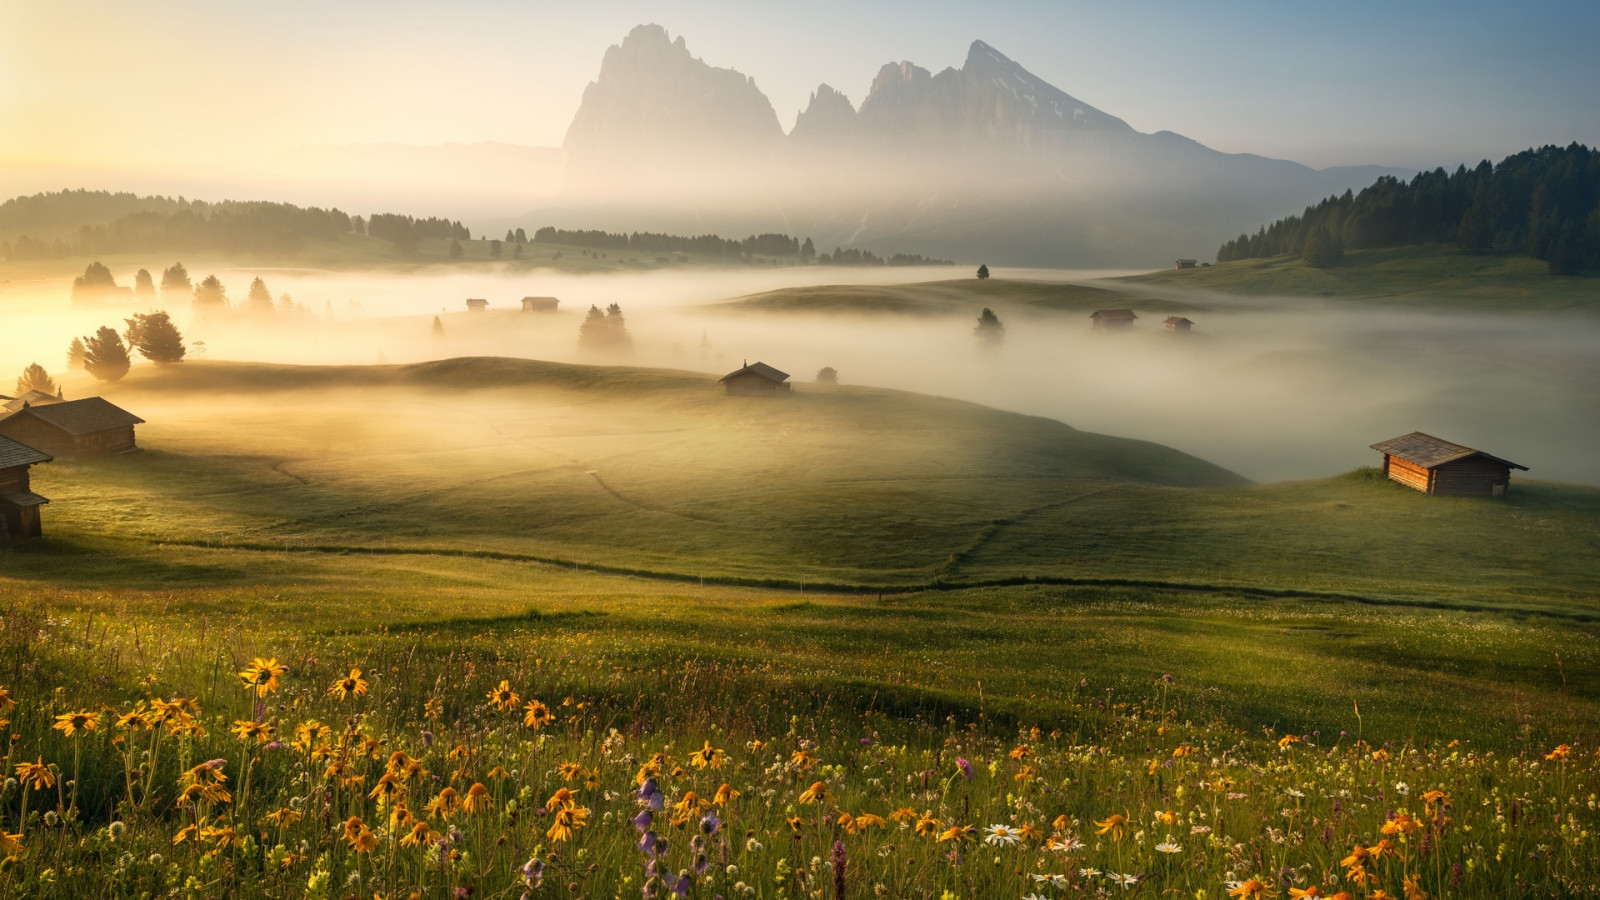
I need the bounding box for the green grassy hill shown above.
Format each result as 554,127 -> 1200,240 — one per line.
716,278 -> 1199,316
11,357 -> 1598,613
1123,243 -> 1600,310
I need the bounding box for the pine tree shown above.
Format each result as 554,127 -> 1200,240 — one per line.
67,337 -> 87,370
976,264 -> 990,279
71,261 -> 118,302
161,262 -> 192,296
246,277 -> 275,315
974,307 -> 1004,344
82,326 -> 132,381
816,367 -> 838,384
135,268 -> 157,300
15,362 -> 55,395
193,275 -> 228,310
125,311 -> 187,365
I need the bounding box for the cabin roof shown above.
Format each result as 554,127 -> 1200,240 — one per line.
1164,316 -> 1193,325
1091,309 -> 1137,320
521,296 -> 558,302
10,397 -> 145,435
0,434 -> 53,468
0,490 -> 49,508
719,361 -> 789,384
2,390 -> 62,413
1371,431 -> 1527,471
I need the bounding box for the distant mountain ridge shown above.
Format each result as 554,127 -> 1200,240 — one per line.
555,25 -> 1409,266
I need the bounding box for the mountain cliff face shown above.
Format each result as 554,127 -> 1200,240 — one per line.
557,28 -> 1409,266
563,24 -> 783,169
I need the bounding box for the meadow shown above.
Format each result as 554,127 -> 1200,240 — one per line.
0,357 -> 1597,897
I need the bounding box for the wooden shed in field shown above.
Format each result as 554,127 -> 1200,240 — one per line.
0,397 -> 145,459
719,361 -> 792,396
465,298 -> 488,312
1164,316 -> 1194,332
1371,432 -> 1527,497
1090,309 -> 1138,332
521,296 -> 559,312
0,433 -> 51,539
1174,259 -> 1198,269
1,389 -> 64,415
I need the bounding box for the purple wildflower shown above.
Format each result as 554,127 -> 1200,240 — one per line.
632,809 -> 654,832
699,812 -> 722,835
672,874 -> 693,898
955,757 -> 972,780
521,857 -> 544,889
832,839 -> 847,899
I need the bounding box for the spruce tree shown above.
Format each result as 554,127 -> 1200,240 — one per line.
125,311 -> 187,365
15,362 -> 55,395
135,268 -> 157,300
974,307 -> 1005,344
246,277 -> 275,315
193,275 -> 228,310
67,337 -> 87,370
82,326 -> 132,382
976,264 -> 990,279
161,262 -> 192,296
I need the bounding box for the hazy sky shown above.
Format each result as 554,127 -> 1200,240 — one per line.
3,0 -> 1597,179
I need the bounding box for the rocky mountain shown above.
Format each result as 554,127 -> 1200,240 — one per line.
556,26 -> 1410,266
563,24 -> 784,172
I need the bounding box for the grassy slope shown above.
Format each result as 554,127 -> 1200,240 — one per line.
1122,243 -> 1600,310
716,278 -> 1201,316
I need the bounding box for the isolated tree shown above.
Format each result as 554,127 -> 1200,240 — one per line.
245,277 -> 275,315
816,366 -> 838,384
134,268 -> 156,300
504,230 -> 515,243
278,292 -> 295,316
448,239 -> 464,259
82,326 -> 132,382
578,303 -> 633,351
490,240 -> 503,259
514,227 -> 527,243
71,261 -> 118,302
974,307 -> 1005,344
125,311 -> 186,365
193,274 -> 228,310
800,237 -> 815,262
161,262 -> 192,296
976,264 -> 990,279
66,336 -> 87,370
432,316 -> 444,338
15,363 -> 55,395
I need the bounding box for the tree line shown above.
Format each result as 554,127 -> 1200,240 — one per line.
0,190 -> 470,260
1217,143 -> 1600,274
531,226 -> 952,266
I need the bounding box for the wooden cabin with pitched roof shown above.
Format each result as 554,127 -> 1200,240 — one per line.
0,434 -> 51,539
1,389 -> 64,415
1371,432 -> 1527,497
1163,316 -> 1193,333
1090,309 -> 1138,332
0,397 -> 145,459
719,361 -> 792,396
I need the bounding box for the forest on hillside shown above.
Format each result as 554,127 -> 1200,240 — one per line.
531,226 -> 953,266
1218,143 -> 1600,273
0,190 -> 469,260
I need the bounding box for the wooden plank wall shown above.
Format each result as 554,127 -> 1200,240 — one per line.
1384,455 -> 1433,492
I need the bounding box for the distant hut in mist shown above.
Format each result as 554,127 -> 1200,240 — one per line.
0,433 -> 51,539
1090,309 -> 1137,332
0,397 -> 145,459
1,389 -> 64,415
1370,432 -> 1527,497
719,361 -> 792,396
465,298 -> 489,312
521,296 -> 560,312
1164,316 -> 1194,333
1174,259 -> 1198,269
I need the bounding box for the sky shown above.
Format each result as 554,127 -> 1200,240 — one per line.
2,0 -> 1597,186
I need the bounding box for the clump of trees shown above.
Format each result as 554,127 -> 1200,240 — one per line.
578,303 -> 633,352
816,367 -> 838,384
70,262 -> 128,304
15,363 -> 55,396
1218,143 -> 1600,275
975,307 -> 1005,344
161,262 -> 192,297
124,311 -> 186,365
193,274 -> 228,313
531,226 -> 953,267
82,326 -> 132,382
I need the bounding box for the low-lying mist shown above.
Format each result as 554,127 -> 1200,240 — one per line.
4,263 -> 1596,485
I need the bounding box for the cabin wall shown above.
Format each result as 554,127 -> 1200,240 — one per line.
1384,455 -> 1433,492
0,465 -> 31,495
724,374 -> 790,396
1432,457 -> 1512,497
0,419 -> 72,457
74,426 -> 137,456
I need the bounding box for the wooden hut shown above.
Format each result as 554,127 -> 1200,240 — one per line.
719,361 -> 792,396
1163,316 -> 1193,332
0,397 -> 145,459
1,389 -> 64,416
521,296 -> 560,312
465,298 -> 489,312
1370,432 -> 1527,497
0,434 -> 51,539
1174,259 -> 1198,269
1090,309 -> 1138,332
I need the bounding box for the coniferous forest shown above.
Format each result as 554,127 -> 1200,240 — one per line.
1218,143 -> 1600,273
